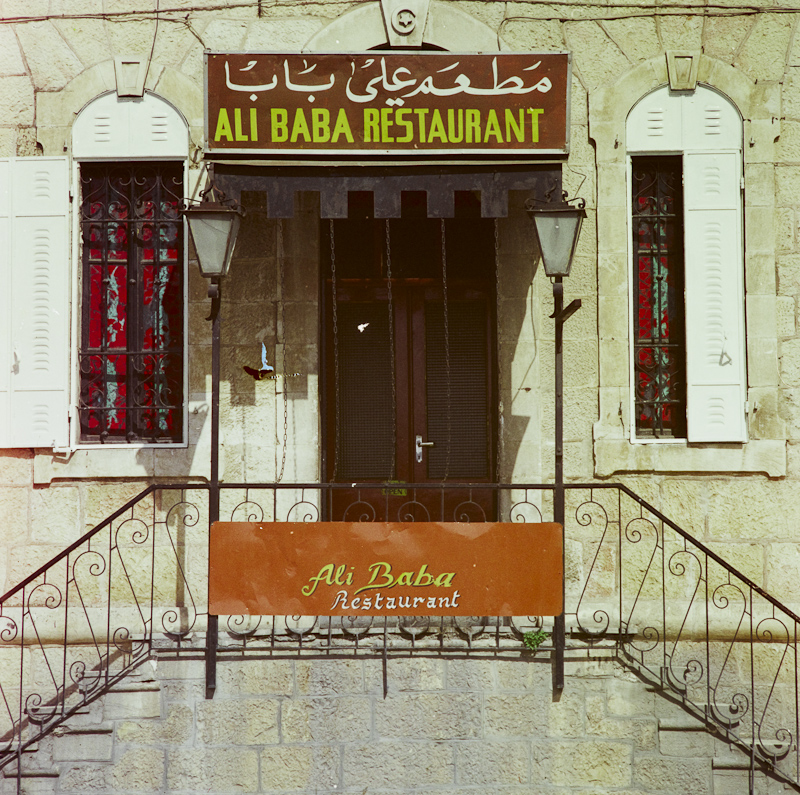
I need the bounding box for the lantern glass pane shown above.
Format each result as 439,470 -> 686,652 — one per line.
533,212 -> 583,277
186,211 -> 238,277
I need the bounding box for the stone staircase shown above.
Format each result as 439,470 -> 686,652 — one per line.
1,481 -> 798,793
1,652 -> 798,795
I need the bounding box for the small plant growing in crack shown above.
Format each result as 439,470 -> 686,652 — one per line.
523,628 -> 550,651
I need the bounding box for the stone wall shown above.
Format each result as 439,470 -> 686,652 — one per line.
2,0 -> 800,791
4,651 -> 784,795
1,0 -> 796,605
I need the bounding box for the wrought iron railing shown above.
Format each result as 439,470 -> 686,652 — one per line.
0,482 -> 797,791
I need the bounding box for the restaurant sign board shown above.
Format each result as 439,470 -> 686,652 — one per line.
205,52 -> 570,156
209,521 -> 563,617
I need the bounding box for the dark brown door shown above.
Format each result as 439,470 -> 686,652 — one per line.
322,201 -> 496,521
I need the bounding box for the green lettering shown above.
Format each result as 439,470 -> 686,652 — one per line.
413,565 -> 433,586
505,108 -> 524,143
301,564 -> 336,596
380,108 -> 395,143
332,109 -> 354,143
234,108 -> 248,141
250,107 -> 258,142
214,109 -> 233,142
447,109 -> 464,143
414,108 -> 429,142
363,109 -> 380,142
355,561 -> 395,595
312,108 -> 330,143
271,109 -> 288,142
396,571 -> 414,587
434,572 -> 456,588
290,109 -> 311,142
465,109 -> 480,144
395,109 -> 413,143
428,109 -> 447,143
484,109 -> 502,143
527,108 -> 543,143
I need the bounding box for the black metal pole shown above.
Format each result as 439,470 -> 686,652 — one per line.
552,277 -> 581,692
205,277 -> 221,700
553,278 -> 566,691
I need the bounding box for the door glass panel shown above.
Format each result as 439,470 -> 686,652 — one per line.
336,302 -> 394,480
425,300 -> 489,479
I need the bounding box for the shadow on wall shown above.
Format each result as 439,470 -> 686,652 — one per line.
498,192 -> 540,479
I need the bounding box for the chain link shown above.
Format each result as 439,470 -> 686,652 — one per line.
494,217 -> 502,483
276,218 -> 288,483
441,218 -> 451,481
330,219 -> 340,482
385,220 -> 397,480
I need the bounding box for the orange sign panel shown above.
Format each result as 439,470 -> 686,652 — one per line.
209,522 -> 563,617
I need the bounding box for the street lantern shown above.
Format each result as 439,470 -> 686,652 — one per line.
183,187 -> 244,290
526,197 -> 586,278
181,178 -> 244,702
526,191 -> 586,693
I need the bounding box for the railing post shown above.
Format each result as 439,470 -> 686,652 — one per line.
206,278 -> 221,700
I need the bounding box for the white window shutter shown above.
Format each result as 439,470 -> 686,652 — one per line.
72,93 -> 188,160
682,89 -> 742,151
0,157 -> 70,448
626,88 -> 683,152
683,151 -> 747,442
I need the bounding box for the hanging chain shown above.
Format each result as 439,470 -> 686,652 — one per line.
330,219 -> 341,482
441,218 -> 451,481
385,220 -> 397,480
276,218 -> 288,483
494,218 -> 502,483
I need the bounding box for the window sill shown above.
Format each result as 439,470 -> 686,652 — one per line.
34,405 -> 211,484
33,446 -> 211,485
593,438 -> 786,478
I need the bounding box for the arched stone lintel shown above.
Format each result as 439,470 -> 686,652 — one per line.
589,54 -> 780,161
303,0 -> 501,52
37,62 -> 201,157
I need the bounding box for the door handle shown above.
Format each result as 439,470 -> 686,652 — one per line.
415,434 -> 434,463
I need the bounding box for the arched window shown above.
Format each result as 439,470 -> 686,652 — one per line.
627,85 -> 746,442
73,92 -> 188,444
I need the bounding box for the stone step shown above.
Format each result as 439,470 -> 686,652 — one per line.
712,760 -> 795,795
52,724 -> 114,763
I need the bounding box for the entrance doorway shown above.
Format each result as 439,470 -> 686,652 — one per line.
322,192 -> 497,521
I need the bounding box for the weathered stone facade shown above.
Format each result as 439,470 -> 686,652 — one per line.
3,652 -> 787,794
2,0 -> 800,792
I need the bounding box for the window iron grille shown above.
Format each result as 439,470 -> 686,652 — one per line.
631,156 -> 686,438
79,163 -> 184,443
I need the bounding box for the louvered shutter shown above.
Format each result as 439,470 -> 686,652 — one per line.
628,85 -> 746,442
683,151 -> 747,442
71,93 -> 187,159
0,158 -> 70,448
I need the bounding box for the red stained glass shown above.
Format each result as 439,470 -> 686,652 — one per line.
79,164 -> 184,443
631,156 -> 686,438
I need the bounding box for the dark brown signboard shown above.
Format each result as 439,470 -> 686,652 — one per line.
205,52 -> 570,156
209,522 -> 563,617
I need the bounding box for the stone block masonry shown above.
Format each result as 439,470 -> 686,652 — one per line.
26,650 -> 782,795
